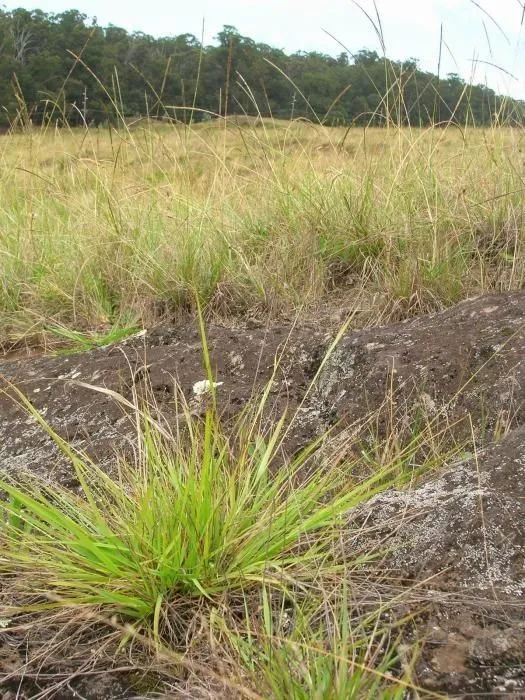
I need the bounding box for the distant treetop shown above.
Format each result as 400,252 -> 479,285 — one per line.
0,8 -> 522,128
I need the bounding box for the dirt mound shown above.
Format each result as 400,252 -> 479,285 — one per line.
1,290 -> 524,696
312,290 -> 525,437
0,321 -> 326,482
1,292 -> 525,478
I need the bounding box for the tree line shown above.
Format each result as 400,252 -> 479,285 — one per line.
0,7 -> 523,128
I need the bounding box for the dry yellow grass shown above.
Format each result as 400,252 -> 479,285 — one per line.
0,119 -> 524,346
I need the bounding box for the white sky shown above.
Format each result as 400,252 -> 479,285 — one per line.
3,0 -> 525,99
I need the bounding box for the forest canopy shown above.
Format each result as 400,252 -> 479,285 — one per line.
1,7 -> 523,128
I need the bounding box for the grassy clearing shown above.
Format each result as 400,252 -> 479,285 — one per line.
0,118 -> 524,349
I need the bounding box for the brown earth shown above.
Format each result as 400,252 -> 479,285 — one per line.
0,291 -> 524,698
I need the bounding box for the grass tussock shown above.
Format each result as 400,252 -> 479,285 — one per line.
0,375 -> 401,623
0,359 -> 462,696
1,119 -> 524,348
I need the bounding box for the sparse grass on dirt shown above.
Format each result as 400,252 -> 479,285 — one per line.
1,118 -> 524,350
0,358 -> 457,697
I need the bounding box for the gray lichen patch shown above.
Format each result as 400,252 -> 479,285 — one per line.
347,426 -> 525,596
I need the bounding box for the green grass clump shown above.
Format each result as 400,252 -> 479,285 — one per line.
46,319 -> 141,354
0,344 -> 462,695
0,382 -> 396,626
0,383 -> 426,695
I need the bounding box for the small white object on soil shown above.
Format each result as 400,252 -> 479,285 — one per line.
192,379 -> 223,396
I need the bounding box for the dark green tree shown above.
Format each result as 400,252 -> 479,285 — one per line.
0,9 -> 522,128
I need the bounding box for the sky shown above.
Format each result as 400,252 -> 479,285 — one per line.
3,0 -> 525,99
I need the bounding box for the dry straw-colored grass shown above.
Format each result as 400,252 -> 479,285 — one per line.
0,118 -> 524,346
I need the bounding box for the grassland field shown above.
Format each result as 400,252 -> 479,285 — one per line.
1,118 -> 524,350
